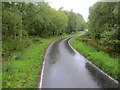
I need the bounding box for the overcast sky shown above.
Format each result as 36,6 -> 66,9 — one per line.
45,0 -> 98,22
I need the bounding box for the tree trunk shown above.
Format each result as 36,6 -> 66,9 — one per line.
19,3 -> 23,41
14,30 -> 16,39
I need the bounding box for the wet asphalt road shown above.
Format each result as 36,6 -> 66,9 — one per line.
40,36 -> 119,88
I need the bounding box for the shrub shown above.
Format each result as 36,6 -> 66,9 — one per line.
2,37 -> 32,59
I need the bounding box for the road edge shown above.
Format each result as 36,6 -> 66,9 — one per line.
37,38 -> 66,88
68,38 -> 119,85
37,39 -> 57,88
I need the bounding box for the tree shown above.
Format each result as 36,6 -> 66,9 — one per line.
64,10 -> 86,34
88,2 -> 119,51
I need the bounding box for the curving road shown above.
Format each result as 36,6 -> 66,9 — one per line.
39,35 -> 119,88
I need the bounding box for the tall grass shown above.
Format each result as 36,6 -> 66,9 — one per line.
2,36 -> 32,60
3,38 -> 47,88
70,37 -> 119,80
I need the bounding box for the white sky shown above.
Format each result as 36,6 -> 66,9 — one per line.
46,0 -> 98,22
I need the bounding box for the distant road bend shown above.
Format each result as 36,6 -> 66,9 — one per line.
39,33 -> 119,88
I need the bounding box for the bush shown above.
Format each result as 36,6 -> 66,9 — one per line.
2,37 -> 32,59
32,37 -> 42,43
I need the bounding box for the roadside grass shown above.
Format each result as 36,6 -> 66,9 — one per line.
2,31 -> 82,88
70,37 -> 119,80
3,38 -> 48,88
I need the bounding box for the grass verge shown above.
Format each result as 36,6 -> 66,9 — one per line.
70,37 -> 119,80
2,31 -> 82,88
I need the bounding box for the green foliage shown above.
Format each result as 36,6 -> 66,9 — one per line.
2,37 -> 32,60
88,2 -> 119,52
2,2 -> 86,59
65,11 -> 86,34
23,2 -> 69,37
2,9 -> 21,37
100,26 -> 120,50
2,2 -> 86,38
3,40 -> 44,88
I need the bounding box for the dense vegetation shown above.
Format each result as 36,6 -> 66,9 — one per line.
2,2 -> 86,59
65,10 -> 86,34
2,2 -> 86,88
87,2 -> 119,55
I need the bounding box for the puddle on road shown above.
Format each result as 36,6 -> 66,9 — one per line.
85,63 -> 118,88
